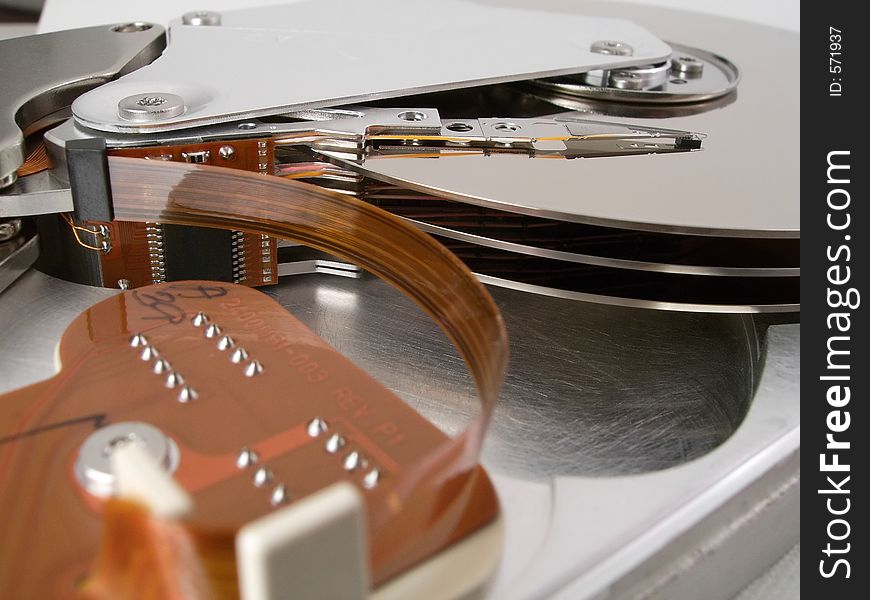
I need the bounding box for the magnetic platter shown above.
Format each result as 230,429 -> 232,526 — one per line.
297,0 -> 800,313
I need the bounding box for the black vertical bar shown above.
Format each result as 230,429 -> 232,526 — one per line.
802,3 -> 866,597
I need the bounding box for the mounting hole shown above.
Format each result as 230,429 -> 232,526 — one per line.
493,122 -> 520,132
670,78 -> 688,85
446,122 -> 474,132
238,122 -> 258,130
112,22 -> 153,33
398,111 -> 427,122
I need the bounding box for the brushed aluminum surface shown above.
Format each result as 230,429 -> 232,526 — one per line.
0,270 -> 774,477
0,269 -> 799,599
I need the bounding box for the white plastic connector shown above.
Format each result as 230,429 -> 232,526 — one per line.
236,481 -> 369,600
110,441 -> 193,519
371,516 -> 504,600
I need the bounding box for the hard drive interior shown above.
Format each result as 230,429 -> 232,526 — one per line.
0,1 -> 800,598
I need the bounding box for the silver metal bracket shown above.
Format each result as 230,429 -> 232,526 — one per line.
70,0 -> 673,133
0,22 -> 165,188
3,105 -> 702,221
47,106 -> 703,158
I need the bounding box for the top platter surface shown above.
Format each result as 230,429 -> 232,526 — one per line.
349,0 -> 799,238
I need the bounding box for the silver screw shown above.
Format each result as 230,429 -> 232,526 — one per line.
182,11 -> 222,26
671,55 -> 704,77
218,145 -> 236,161
117,279 -> 131,290
609,71 -> 646,90
118,93 -> 185,123
590,40 -> 634,56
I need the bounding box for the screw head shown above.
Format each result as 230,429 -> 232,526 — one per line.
590,40 -> 634,56
671,55 -> 705,77
118,93 -> 185,123
609,70 -> 647,90
218,145 -> 236,161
